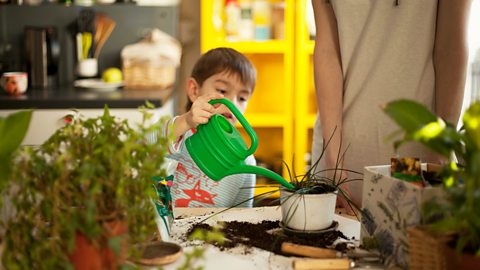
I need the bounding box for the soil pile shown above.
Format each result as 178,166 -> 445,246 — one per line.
186,220 -> 349,256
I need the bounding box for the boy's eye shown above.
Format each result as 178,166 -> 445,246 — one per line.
216,89 -> 226,94
238,96 -> 248,102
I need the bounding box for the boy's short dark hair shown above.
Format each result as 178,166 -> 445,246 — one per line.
186,47 -> 256,110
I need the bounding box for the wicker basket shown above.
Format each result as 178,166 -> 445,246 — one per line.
122,62 -> 176,90
407,226 -> 452,270
121,29 -> 181,90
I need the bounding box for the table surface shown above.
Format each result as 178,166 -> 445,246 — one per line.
162,207 -> 362,270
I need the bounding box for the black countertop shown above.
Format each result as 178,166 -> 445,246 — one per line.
0,86 -> 173,110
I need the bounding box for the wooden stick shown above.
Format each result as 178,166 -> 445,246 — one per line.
293,258 -> 351,270
94,15 -> 116,58
281,242 -> 338,258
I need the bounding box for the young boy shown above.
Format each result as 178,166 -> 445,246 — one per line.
165,47 -> 257,208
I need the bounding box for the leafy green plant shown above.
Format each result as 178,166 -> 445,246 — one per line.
266,130 -> 362,212
0,110 -> 32,242
2,104 -> 169,268
384,99 -> 480,255
0,110 -> 32,185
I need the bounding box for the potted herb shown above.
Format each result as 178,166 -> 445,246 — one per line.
384,99 -> 480,267
279,132 -> 362,231
2,104 -> 169,269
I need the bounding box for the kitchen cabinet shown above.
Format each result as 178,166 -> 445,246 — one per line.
201,0 -> 317,198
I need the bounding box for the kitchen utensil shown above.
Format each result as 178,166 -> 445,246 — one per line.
82,32 -> 92,60
77,9 -> 96,58
185,98 -> 295,189
24,26 -> 59,88
94,13 -> 116,58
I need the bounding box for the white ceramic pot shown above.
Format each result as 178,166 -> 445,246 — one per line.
280,189 -> 337,231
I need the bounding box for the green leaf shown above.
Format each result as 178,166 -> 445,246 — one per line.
0,110 -> 32,157
108,235 -> 124,258
383,100 -> 437,132
0,110 -> 32,180
463,101 -> 480,150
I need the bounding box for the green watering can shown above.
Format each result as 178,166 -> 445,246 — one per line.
185,98 -> 295,190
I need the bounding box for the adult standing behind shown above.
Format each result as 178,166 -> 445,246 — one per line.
311,0 -> 472,212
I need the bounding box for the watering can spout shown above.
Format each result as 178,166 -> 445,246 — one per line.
227,165 -> 295,190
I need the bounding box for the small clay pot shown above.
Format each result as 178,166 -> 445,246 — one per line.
69,218 -> 128,270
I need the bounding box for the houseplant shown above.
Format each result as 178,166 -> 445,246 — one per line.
0,110 -> 32,184
1,104 -> 169,269
0,110 -> 32,262
279,131 -> 363,231
384,99 -> 480,265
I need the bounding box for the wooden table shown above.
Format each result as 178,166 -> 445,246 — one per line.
162,207 -> 361,270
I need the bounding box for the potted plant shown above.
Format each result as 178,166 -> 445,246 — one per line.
278,131 -> 363,231
0,110 -> 32,264
0,110 -> 32,184
384,99 -> 480,268
1,104 -> 169,269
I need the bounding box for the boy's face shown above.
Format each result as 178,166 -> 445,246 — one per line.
188,71 -> 253,125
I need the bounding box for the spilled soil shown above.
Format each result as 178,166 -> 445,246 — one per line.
185,220 -> 350,256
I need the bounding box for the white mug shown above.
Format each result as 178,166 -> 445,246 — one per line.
1,72 -> 28,96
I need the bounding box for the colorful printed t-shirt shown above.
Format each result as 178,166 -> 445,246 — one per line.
165,118 -> 256,208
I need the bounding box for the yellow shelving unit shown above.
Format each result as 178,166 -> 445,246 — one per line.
201,0 -> 295,198
201,0 -> 317,198
294,0 -> 316,176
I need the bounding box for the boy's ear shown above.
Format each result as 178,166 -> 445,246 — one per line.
187,78 -> 200,102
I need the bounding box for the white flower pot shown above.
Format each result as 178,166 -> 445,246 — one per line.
280,189 -> 337,231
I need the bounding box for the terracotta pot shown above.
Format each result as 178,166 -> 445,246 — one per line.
69,218 -> 128,270
280,189 -> 337,231
445,245 -> 480,270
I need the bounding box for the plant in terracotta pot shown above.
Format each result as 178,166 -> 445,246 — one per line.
384,99 -> 480,267
279,132 -> 363,232
1,104 -> 169,269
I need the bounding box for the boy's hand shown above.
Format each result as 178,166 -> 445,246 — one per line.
186,93 -> 224,128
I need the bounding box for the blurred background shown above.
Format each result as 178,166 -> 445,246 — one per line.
0,0 -> 478,202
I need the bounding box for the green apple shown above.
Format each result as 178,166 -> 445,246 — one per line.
102,67 -> 123,83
